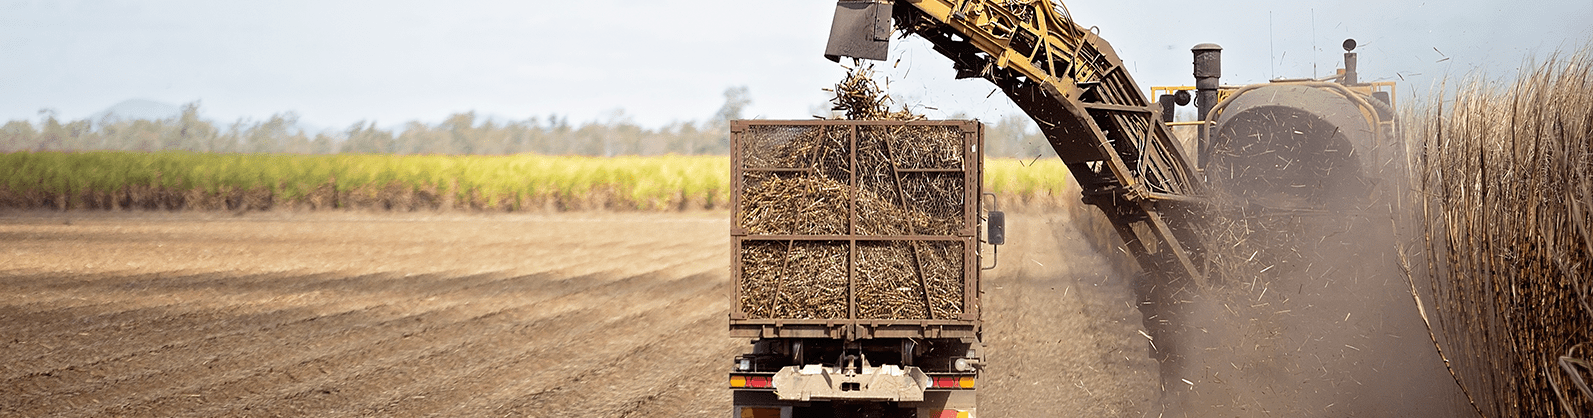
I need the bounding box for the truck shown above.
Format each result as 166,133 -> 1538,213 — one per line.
727,119 -> 997,417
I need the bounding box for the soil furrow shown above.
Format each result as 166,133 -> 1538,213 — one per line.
491,313 -> 736,417
180,269 -> 720,417
0,211 -> 753,417
0,270 -> 523,415
355,271 -> 727,417
14,262 -> 698,417
0,271 -> 477,381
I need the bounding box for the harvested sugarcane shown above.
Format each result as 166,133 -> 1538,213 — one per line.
732,66 -> 982,321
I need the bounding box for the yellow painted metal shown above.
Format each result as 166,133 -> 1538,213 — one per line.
1352,81 -> 1397,108
1152,80 -> 1394,122
897,0 -> 1207,281
1149,85 -> 1238,109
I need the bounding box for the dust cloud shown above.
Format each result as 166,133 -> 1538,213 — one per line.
1135,105 -> 1473,417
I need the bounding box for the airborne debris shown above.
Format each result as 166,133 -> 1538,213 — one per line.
829,62 -> 924,121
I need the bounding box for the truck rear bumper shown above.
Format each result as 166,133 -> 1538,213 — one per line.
772,364 -> 930,402
732,390 -> 977,418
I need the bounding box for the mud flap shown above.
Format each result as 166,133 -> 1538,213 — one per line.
824,0 -> 893,62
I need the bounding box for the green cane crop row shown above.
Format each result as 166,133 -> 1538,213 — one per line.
0,151 -> 1069,211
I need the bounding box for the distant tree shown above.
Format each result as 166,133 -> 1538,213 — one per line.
244,113 -> 299,154
539,114 -> 572,155
441,112 -> 478,155
341,121 -> 394,154
35,110 -> 64,151
62,119 -> 94,150
569,123 -> 603,156
472,120 -> 510,155
594,109 -> 645,156
31,109 -> 94,152
502,121 -> 535,154
0,120 -> 37,152
101,119 -> 163,152
283,131 -> 314,154
0,86 -> 832,157
713,86 -> 752,124
166,103 -> 217,152
699,86 -> 752,155
215,120 -> 248,153
657,121 -> 693,154
310,133 -> 335,154
396,121 -> 449,154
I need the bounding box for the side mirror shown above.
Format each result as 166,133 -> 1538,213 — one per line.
987,210 -> 1005,246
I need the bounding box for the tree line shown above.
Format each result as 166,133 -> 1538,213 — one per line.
0,88 -> 1056,159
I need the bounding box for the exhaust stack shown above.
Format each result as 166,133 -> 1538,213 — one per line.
1341,38 -> 1359,85
1192,43 -> 1223,167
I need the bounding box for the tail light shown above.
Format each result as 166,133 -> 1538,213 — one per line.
729,375 -> 773,388
931,376 -> 975,389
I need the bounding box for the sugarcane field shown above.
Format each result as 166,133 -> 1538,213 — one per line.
4,2 -> 1592,417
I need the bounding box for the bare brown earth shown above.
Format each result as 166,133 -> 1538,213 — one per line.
0,209 -> 1155,417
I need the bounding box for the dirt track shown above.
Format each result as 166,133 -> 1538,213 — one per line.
0,209 -> 1154,417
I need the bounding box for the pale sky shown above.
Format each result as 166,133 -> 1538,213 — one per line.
2,0 -> 1590,131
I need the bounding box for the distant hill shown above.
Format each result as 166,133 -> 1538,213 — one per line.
91,99 -> 181,123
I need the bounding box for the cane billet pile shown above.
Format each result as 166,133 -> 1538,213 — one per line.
737,65 -> 970,320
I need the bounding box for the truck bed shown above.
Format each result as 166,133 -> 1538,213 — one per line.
728,119 -> 984,341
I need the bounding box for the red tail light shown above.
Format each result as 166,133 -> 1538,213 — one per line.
931,376 -> 975,388
731,375 -> 773,389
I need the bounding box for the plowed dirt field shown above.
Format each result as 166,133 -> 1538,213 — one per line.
0,210 -> 1155,417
